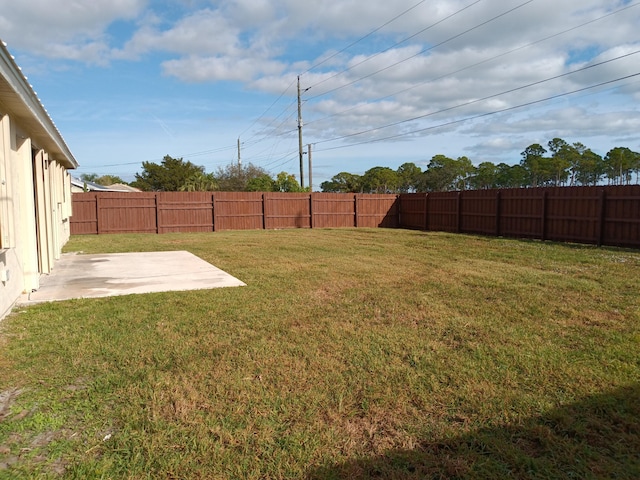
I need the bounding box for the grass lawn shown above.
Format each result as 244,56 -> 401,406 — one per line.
0,228 -> 639,479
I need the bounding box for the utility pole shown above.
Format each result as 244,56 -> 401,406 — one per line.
237,138 -> 241,166
297,75 -> 305,189
308,143 -> 312,192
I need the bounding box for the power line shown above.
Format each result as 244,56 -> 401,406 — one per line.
314,72 -> 640,152
237,77 -> 298,142
235,0 -> 480,157
237,1 -> 439,153
302,0 -> 431,75
306,0 -> 535,101
305,0 -> 482,91
305,0 -> 640,128
313,49 -> 640,145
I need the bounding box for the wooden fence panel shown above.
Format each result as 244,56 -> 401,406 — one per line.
312,193 -> 356,228
357,195 -> 399,228
70,193 -> 98,234
399,194 -> 427,230
603,185 -> 640,248
427,192 -> 458,232
545,187 -> 600,244
264,193 -> 311,229
460,190 -> 498,236
97,193 -> 157,234
213,192 -> 264,231
499,188 -> 544,239
157,192 -> 214,233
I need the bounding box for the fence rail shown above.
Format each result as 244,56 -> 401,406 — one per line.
71,186 -> 640,248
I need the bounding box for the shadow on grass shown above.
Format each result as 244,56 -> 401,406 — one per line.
308,384 -> 640,479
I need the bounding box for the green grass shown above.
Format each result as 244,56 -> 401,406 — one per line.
1,228 -> 639,479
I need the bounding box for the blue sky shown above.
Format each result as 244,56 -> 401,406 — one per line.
1,0 -> 639,188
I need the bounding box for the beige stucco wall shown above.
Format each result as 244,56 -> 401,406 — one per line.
0,112 -> 73,319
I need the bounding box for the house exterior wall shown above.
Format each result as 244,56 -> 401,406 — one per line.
0,48 -> 76,319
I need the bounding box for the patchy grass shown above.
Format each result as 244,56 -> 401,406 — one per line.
0,229 -> 639,479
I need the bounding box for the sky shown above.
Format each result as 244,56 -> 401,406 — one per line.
1,0 -> 639,188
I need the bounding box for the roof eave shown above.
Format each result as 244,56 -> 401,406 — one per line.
0,41 -> 78,169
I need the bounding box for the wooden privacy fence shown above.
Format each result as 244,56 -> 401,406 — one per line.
71,186 -> 640,248
400,185 -> 640,248
70,192 -> 399,235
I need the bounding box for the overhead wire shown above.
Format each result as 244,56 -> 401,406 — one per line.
306,0 -> 535,101
301,0 -> 430,75
109,1 -> 638,177
305,0 -> 640,127
304,0 -> 482,91
314,71 -> 640,152
312,49 -> 640,145
235,0 -> 462,164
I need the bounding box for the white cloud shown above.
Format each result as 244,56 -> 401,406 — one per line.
0,0 -> 146,62
3,0 -> 639,179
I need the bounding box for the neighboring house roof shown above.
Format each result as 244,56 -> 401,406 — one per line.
71,177 -> 112,192
0,40 -> 78,169
107,183 -> 141,192
71,177 -> 141,192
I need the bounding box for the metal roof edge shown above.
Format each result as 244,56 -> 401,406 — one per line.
0,40 -> 78,169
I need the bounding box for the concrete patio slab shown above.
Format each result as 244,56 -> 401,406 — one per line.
17,251 -> 245,305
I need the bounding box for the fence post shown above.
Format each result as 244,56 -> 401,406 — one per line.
495,190 -> 501,237
541,190 -> 548,241
456,191 -> 462,233
155,194 -> 160,234
95,193 -> 101,234
354,194 -> 359,228
424,193 -> 429,231
597,189 -> 606,247
309,193 -> 314,229
262,193 -> 267,230
212,193 -> 217,232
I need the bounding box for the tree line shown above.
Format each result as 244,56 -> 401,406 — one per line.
82,155 -> 308,192
83,138 -> 639,193
321,139 -> 640,193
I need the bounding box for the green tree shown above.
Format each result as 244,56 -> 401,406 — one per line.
80,173 -> 99,183
605,147 -> 639,185
547,138 -> 572,186
320,172 -> 363,193
396,162 -> 422,193
421,155 -> 473,191
273,172 -> 304,192
574,149 -> 604,186
179,172 -> 218,192
469,162 -> 498,190
246,174 -> 275,192
215,163 -> 272,191
132,155 -> 205,191
520,144 -> 551,187
361,166 -> 399,193
95,175 -> 126,186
